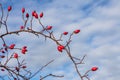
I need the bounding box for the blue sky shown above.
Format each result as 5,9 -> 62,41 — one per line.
0,0 -> 120,80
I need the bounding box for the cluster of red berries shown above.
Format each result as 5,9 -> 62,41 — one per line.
21,7 -> 44,19
13,46 -> 27,58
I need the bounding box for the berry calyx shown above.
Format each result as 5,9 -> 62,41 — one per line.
22,8 -> 25,13
74,29 -> 80,34
40,12 -> 43,18
14,53 -> 18,59
8,6 -> 12,12
63,32 -> 68,35
46,26 -> 52,30
9,44 -> 15,49
91,67 -> 98,71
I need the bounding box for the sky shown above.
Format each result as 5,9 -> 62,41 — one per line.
0,0 -> 120,80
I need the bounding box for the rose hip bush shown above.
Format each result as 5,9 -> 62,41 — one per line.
0,4 -> 98,80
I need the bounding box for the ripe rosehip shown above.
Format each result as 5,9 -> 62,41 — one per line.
26,13 -> 29,18
74,29 -> 80,34
22,8 -> 25,13
40,12 -> 43,18
9,44 -> 15,49
32,11 -> 36,16
20,26 -> 24,30
3,44 -> 6,47
14,53 -> 18,59
91,67 -> 98,71
1,69 -> 5,71
1,50 -> 5,53
15,67 -> 19,71
14,78 -> 17,80
1,55 -> 5,58
63,32 -> 68,35
21,48 -> 27,54
57,45 -> 65,52
46,26 -> 52,30
34,12 -> 38,19
57,47 -> 63,52
8,6 -> 12,12
22,66 -> 27,68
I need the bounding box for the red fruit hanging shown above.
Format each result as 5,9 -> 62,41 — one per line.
22,8 -> 25,13
1,55 -> 5,58
32,11 -> 36,16
74,29 -> 80,34
22,66 -> 27,68
9,44 -> 15,49
21,46 -> 27,54
26,13 -> 29,18
57,45 -> 65,52
46,26 -> 52,30
14,53 -> 18,59
8,6 -> 12,12
63,32 -> 68,35
15,67 -> 19,71
33,12 -> 38,19
20,26 -> 24,30
1,69 -> 5,71
91,67 -> 98,71
40,12 -> 43,18
23,46 -> 27,49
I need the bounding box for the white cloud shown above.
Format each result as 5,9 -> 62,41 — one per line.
0,0 -> 120,80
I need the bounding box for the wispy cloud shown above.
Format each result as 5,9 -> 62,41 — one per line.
0,0 -> 120,80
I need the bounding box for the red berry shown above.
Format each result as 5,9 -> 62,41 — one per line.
1,69 -> 5,71
15,67 -> 19,71
34,12 -> 38,19
8,6 -> 12,12
3,44 -> 6,47
1,50 -> 5,53
4,47 -> 8,51
57,45 -> 65,52
22,8 -> 25,13
63,32 -> 68,35
20,26 -> 24,30
14,53 -> 18,59
91,67 -> 98,71
40,12 -> 43,18
46,26 -> 52,30
21,48 -> 27,54
22,66 -> 27,68
1,55 -> 5,58
26,13 -> 29,18
32,11 -> 36,16
57,47 -> 63,52
9,44 -> 15,49
74,29 -> 80,34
